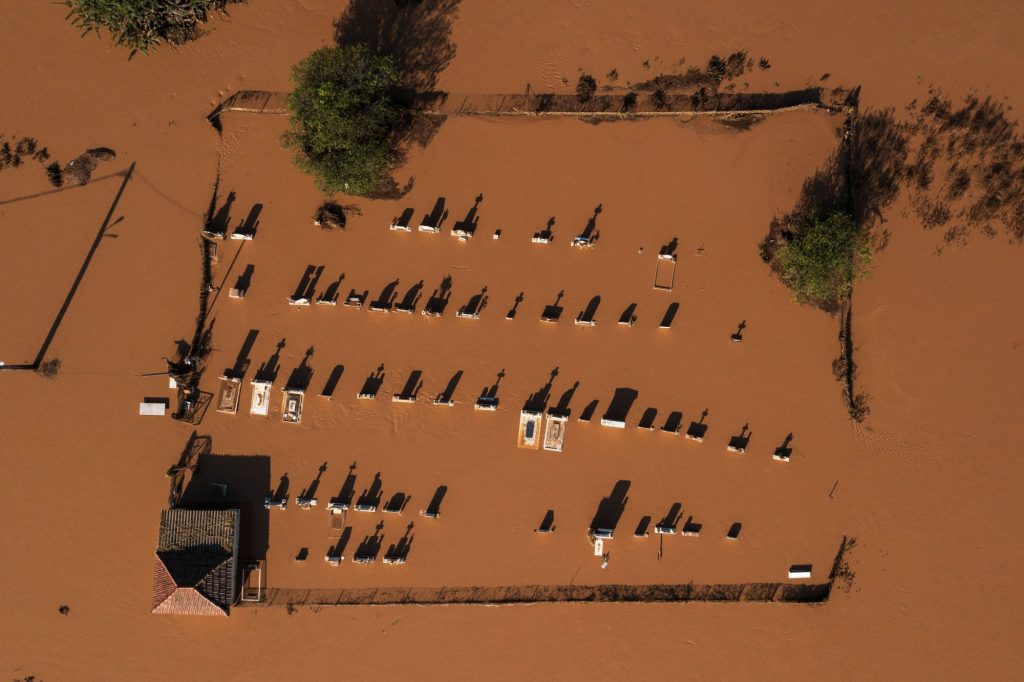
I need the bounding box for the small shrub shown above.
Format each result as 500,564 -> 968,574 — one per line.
0,135 -> 49,171
775,209 -> 870,308
706,55 -> 727,80
606,68 -> 618,81
652,89 -> 667,109
46,161 -> 64,187
37,358 -> 61,379
314,202 -> 346,230
64,0 -> 240,54
724,51 -> 748,78
576,73 -> 597,103
622,91 -> 638,112
707,51 -> 748,81
758,57 -> 771,70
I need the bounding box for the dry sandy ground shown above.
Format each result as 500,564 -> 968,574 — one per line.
2,1 -> 1023,680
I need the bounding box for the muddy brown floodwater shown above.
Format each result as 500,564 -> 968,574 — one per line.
2,1 -> 1023,680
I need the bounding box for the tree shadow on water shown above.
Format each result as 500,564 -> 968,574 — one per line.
762,85 -> 1024,422
333,0 -> 460,198
760,99 -> 910,422
761,103 -> 913,281
334,0 -> 460,97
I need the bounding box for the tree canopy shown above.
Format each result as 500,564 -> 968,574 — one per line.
775,209 -> 871,308
283,45 -> 402,197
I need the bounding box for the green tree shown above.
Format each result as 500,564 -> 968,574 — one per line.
775,209 -> 870,308
64,0 -> 237,54
283,45 -> 402,197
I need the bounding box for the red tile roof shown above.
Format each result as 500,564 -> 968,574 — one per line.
152,509 -> 239,616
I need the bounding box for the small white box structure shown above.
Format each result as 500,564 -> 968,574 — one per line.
600,418 -> 626,428
216,375 -> 241,414
228,287 -> 246,299
592,528 -> 614,540
327,501 -> 348,513
654,525 -> 676,535
250,380 -> 272,416
344,294 -> 365,309
288,296 -> 311,306
773,447 -> 792,462
493,229 -> 501,240
451,228 -> 473,241
168,376 -> 178,389
543,414 -> 567,452
456,310 -> 480,319
383,555 -> 406,565
325,554 -> 343,566
653,254 -> 677,291
390,218 -> 412,232
420,509 -> 440,519
517,410 -> 542,449
230,231 -> 254,241
571,236 -> 594,249
593,538 -> 604,556
393,302 -> 415,314
353,504 -> 377,513
281,389 -> 304,424
240,561 -> 264,602
418,224 -> 440,233
139,401 -> 167,416
573,316 -> 597,327
788,565 -> 812,580
296,497 -> 317,509
433,396 -> 455,407
475,396 -> 499,411
391,394 -> 416,403
531,235 -> 552,244
368,302 -> 391,313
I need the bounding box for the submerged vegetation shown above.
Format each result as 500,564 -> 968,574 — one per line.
576,73 -> 597,103
64,0 -> 241,54
0,135 -> 50,172
37,358 -> 62,379
314,202 -> 348,231
283,45 -> 402,197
